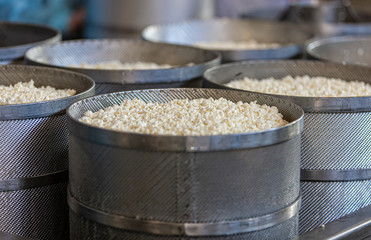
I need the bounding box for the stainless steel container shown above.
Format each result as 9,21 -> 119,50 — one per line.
0,22 -> 61,64
306,35 -> 371,66
67,88 -> 304,240
142,19 -> 313,62
25,39 -> 221,95
0,65 -> 95,240
203,60 -> 371,234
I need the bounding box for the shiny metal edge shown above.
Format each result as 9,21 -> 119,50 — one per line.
306,35 -> 371,66
299,205 -> 371,240
68,188 -> 300,236
0,22 -> 61,61
203,60 -> 371,113
24,39 -> 221,84
300,169 -> 371,182
0,170 -> 68,191
0,231 -> 34,240
0,65 -> 95,120
67,88 -> 304,152
142,19 -> 312,62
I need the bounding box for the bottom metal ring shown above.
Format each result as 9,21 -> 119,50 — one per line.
68,188 -> 301,236
0,231 -> 33,240
0,170 -> 68,191
301,169 -> 371,182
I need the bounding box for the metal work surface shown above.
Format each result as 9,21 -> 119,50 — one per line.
25,39 -> 221,94
68,88 -> 303,239
142,19 -> 313,62
306,35 -> 371,66
0,65 -> 94,239
0,22 -> 61,61
299,205 -> 371,240
202,60 -> 371,234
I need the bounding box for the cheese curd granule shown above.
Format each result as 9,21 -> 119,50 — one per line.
79,98 -> 288,136
0,80 -> 76,105
194,40 -> 281,50
71,60 -> 175,70
226,75 -> 371,97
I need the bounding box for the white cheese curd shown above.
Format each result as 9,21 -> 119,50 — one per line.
226,75 -> 371,97
70,60 -> 185,70
194,40 -> 281,50
80,97 -> 288,136
0,80 -> 76,105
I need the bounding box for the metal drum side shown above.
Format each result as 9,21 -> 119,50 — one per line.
142,19 -> 313,62
202,60 -> 371,235
0,182 -> 69,240
24,39 -> 221,94
67,88 -> 303,239
306,36 -> 371,67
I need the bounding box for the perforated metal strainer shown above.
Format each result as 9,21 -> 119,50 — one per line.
306,35 -> 371,67
0,22 -> 61,64
142,19 -> 313,62
0,65 -> 95,240
67,88 -> 304,240
203,60 -> 371,234
25,39 -> 221,94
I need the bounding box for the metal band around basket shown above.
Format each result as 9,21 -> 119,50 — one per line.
301,169 -> 371,182
0,231 -> 34,240
68,188 -> 301,236
0,170 -> 68,192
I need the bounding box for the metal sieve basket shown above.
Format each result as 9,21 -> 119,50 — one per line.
142,18 -> 313,62
306,35 -> 371,67
24,39 -> 221,95
67,88 -> 304,240
203,60 -> 371,234
0,21 -> 61,64
0,65 -> 95,240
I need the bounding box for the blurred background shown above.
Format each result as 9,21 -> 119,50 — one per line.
1,0 -> 371,40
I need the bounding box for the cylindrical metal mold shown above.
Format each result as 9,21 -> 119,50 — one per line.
67,88 -> 304,240
306,35 -> 371,66
0,22 -> 61,64
0,65 -> 95,240
142,18 -> 313,62
203,60 -> 371,234
24,39 -> 221,95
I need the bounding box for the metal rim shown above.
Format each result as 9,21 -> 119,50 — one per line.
142,18 -> 313,61
0,21 -> 61,61
203,60 -> 371,112
67,88 -> 304,152
306,35 -> 371,66
0,170 -> 68,192
0,65 -> 95,120
24,39 -> 221,84
68,187 -> 301,236
0,231 -> 33,240
300,168 -> 371,181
